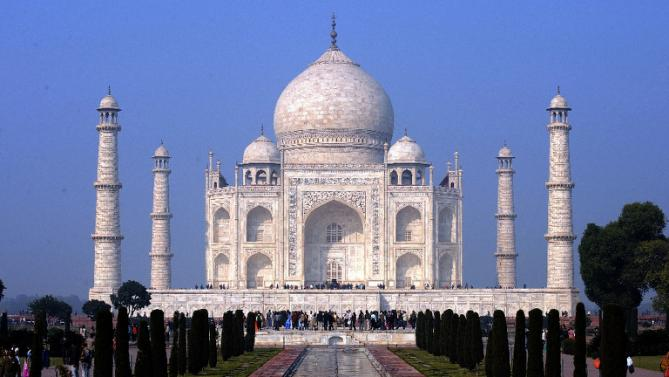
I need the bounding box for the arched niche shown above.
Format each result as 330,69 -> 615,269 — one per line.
396,253 -> 421,288
246,206 -> 273,242
247,253 -> 272,288
396,206 -> 423,242
438,207 -> 454,243
213,208 -> 230,243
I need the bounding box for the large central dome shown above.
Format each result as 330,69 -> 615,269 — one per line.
273,42 -> 394,164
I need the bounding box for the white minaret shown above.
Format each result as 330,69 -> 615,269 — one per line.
545,88 -> 575,289
89,88 -> 123,302
495,145 -> 517,288
150,143 -> 173,289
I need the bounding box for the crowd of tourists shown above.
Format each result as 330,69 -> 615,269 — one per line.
0,344 -> 93,377
260,309 -> 416,331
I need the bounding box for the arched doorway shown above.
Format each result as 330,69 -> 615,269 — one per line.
246,206 -> 273,242
213,208 -> 230,243
304,201 -> 364,285
247,253 -> 272,288
439,254 -> 453,288
213,253 -> 229,285
396,206 -> 423,242
396,253 -> 421,288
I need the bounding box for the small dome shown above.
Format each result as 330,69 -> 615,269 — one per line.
242,134 -> 280,164
154,144 -> 169,158
548,94 -> 569,109
498,145 -> 513,158
98,94 -> 120,110
387,134 -> 426,164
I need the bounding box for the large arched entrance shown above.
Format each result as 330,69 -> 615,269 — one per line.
247,253 -> 272,288
439,254 -> 454,288
304,201 -> 364,286
396,253 -> 421,288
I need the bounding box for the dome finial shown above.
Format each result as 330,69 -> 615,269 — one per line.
557,85 -> 560,95
107,85 -> 112,95
330,13 -> 338,49
404,128 -> 408,137
260,123 -> 264,135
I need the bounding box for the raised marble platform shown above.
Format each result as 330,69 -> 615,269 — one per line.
254,330 -> 415,347
145,287 -> 579,317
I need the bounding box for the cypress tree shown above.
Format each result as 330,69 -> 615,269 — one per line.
134,320 -> 153,377
485,319 -> 494,377
233,310 -> 245,356
150,310 -> 168,377
0,312 -> 8,348
492,310 -> 510,377
457,314 -> 467,367
208,322 -> 217,367
187,328 -> 196,374
440,311 -> 449,357
432,310 -> 441,355
511,310 -> 526,377
115,307 -> 131,377
544,309 -> 561,377
526,309 -> 544,377
573,303 -> 587,377
222,311 -> 233,360
168,312 -> 179,377
94,309 -> 113,377
244,312 -> 256,352
472,312 -> 484,367
30,310 -> 46,377
198,310 -> 209,369
424,310 -> 434,354
464,311 -> 474,369
415,311 -> 424,349
449,312 -> 459,363
177,313 -> 187,375
600,304 -> 626,377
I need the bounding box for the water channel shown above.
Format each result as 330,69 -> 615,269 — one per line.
289,347 -> 382,377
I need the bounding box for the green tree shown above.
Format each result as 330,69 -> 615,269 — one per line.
544,309 -> 560,377
463,311 -> 474,369
187,311 -> 202,375
0,312 -> 8,348
415,311 -> 424,349
600,304 -> 627,377
233,310 -> 245,356
168,312 -> 179,377
580,202 -> 666,335
82,300 -> 111,320
244,312 -> 256,352
484,320 -> 494,377
511,310 -> 526,377
472,312 -> 484,367
442,309 -> 452,357
573,303 -> 587,377
150,310 -> 168,377
457,314 -> 467,367
208,322 -> 217,368
424,310 -> 433,355
114,307 -> 131,377
29,295 -> 72,331
177,313 -> 187,375
449,312 -> 459,364
30,310 -> 46,377
492,310 -> 510,377
94,309 -> 114,377
135,321 -> 153,377
432,310 -> 441,356
526,309 -> 544,377
639,239 -> 669,331
110,280 -> 151,317
221,311 -> 233,361
197,310 -> 209,370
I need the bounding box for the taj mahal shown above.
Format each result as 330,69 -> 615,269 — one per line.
88,19 -> 579,316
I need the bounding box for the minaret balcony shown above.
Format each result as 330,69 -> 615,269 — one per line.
546,123 -> 571,131
94,182 -> 122,190
495,213 -> 517,219
545,182 -> 575,189
151,212 -> 173,220
544,233 -> 576,241
91,234 -> 124,241
96,124 -> 122,131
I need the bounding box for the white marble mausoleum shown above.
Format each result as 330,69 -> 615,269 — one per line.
88,20 -> 580,316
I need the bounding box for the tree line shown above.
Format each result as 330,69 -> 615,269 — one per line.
414,302 -> 628,376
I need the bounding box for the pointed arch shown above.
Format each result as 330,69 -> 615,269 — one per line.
438,207 -> 454,242
246,206 -> 273,242
396,206 -> 423,242
396,253 -> 421,288
213,253 -> 229,283
246,253 -> 272,288
401,170 -> 412,185
389,170 -> 398,185
438,253 -> 454,287
255,170 -> 267,185
213,208 -> 230,243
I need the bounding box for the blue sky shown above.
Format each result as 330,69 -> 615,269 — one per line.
1,2 -> 668,305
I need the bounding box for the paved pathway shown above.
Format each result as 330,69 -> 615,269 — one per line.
249,347 -> 306,377
289,347 -> 382,377
367,346 -> 423,377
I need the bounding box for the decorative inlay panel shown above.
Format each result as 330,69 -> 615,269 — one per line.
302,191 -> 366,217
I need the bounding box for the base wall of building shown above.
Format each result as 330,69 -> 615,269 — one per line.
146,288 -> 579,317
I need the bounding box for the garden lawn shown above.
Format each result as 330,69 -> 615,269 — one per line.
634,355 -> 663,372
186,348 -> 281,377
392,348 -> 480,377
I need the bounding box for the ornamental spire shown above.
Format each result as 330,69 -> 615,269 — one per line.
107,85 -> 112,95
330,13 -> 338,49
